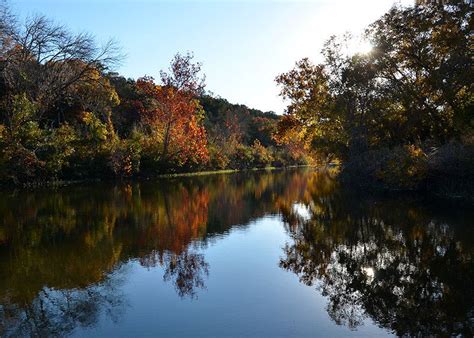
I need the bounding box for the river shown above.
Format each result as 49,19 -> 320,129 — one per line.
0,169 -> 472,336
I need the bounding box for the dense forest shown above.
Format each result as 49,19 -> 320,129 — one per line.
0,2 -> 310,185
1,1 -> 473,196
275,1 -> 473,197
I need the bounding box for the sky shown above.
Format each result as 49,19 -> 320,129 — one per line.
11,0 -> 413,113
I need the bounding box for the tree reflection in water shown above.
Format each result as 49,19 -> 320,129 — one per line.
0,170 -> 308,336
0,272 -> 127,337
0,169 -> 472,336
279,172 -> 474,336
140,250 -> 209,299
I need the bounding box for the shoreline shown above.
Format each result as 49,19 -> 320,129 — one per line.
0,165 -> 315,190
2,165 -> 472,205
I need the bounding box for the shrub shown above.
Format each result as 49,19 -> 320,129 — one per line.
0,95 -> 46,184
428,142 -> 474,179
345,144 -> 428,190
425,141 -> 474,198
41,124 -> 78,178
208,143 -> 230,170
1,145 -> 46,184
109,138 -> 141,178
251,140 -> 273,167
231,144 -> 254,169
64,112 -> 116,179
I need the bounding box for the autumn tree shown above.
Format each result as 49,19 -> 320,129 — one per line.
0,2 -> 124,183
275,2 -> 473,189
0,15 -> 121,120
136,53 -> 209,170
275,58 -> 345,158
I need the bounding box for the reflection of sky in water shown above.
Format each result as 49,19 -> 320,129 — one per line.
292,203 -> 312,222
72,218 -> 390,337
362,267 -> 375,283
1,170 -> 472,337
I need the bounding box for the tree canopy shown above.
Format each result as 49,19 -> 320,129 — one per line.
275,2 -> 473,192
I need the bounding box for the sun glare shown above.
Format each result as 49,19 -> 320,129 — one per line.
347,39 -> 373,56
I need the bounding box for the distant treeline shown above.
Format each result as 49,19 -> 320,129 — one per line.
275,2 -> 473,197
0,3 -> 311,185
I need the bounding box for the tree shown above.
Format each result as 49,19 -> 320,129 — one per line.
0,14 -> 121,120
367,3 -> 473,142
136,53 -> 209,169
275,58 -> 345,157
0,0 -> 15,58
275,2 -> 473,188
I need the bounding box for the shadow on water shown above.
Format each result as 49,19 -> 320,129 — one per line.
0,169 -> 472,336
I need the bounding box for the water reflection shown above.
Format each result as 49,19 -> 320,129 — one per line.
0,169 -> 472,336
279,172 -> 474,336
1,274 -> 126,337
0,171 -> 308,336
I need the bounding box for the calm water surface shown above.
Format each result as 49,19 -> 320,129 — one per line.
0,169 -> 473,337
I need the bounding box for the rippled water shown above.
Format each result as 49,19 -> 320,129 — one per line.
0,169 -> 472,337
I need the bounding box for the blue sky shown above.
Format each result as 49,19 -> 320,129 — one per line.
11,0 -> 413,113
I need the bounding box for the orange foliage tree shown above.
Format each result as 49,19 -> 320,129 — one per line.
136,53 -> 209,169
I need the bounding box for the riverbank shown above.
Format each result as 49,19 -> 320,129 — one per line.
340,168 -> 474,205
5,163 -> 472,205
2,165 -> 314,190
